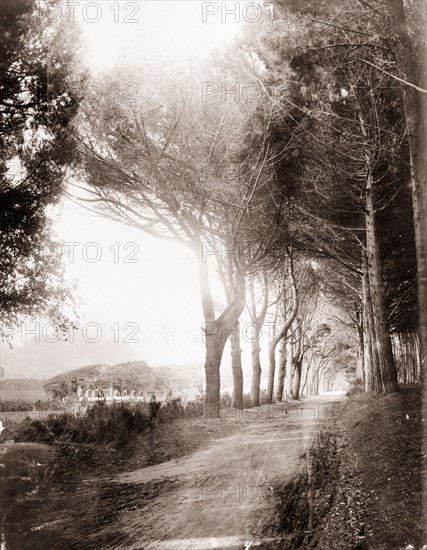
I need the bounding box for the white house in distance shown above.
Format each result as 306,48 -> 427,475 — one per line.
74,384 -> 171,403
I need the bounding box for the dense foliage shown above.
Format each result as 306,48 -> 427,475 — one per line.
15,396 -> 204,447
0,0 -> 83,333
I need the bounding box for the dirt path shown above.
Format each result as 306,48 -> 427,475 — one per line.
102,394 -> 345,550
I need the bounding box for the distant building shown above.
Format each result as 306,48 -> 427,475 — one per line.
67,384 -> 146,403
68,384 -> 171,404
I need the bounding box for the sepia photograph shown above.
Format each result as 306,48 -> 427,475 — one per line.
0,1 -> 426,548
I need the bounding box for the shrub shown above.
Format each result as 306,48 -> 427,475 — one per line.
34,399 -> 65,411
14,395 -> 207,449
1,400 -> 34,412
158,397 -> 184,423
148,394 -> 161,421
18,417 -> 55,443
181,398 -> 204,418
243,393 -> 252,408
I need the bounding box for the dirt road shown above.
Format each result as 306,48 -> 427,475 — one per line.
102,394 -> 345,550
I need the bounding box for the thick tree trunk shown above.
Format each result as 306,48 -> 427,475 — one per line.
358,110 -> 398,393
365,171 -> 399,393
275,284 -> 288,402
219,253 -> 246,410
300,349 -> 314,397
355,311 -> 365,386
230,333 -> 244,409
197,252 -> 245,418
292,359 -> 302,399
362,249 -> 381,391
204,332 -> 227,418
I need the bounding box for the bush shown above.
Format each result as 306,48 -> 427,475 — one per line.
14,395 -> 207,449
34,399 -> 65,411
15,400 -> 155,447
0,398 -> 65,412
18,417 -> 55,443
181,398 -> 204,418
0,400 -> 34,412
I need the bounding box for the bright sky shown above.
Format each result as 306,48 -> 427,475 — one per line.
52,199 -> 206,366
45,1 -> 253,372
75,0 -> 246,69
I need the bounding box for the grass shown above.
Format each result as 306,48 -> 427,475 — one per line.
262,386 -> 422,549
342,386 -> 422,549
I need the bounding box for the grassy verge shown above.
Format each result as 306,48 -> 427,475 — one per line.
262,387 -> 422,549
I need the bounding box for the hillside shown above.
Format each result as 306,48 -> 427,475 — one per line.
44,361 -> 171,399
0,333 -> 144,379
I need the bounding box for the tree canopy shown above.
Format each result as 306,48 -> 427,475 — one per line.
0,0 -> 83,332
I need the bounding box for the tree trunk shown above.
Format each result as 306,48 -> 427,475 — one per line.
219,252 -> 246,410
284,334 -> 294,400
355,310 -> 365,386
362,248 -> 381,391
249,275 -> 268,406
197,251 -> 245,418
230,332 -> 244,409
291,322 -> 303,399
266,300 -> 279,403
204,332 -> 227,418
292,359 -> 302,399
300,349 -> 314,397
266,254 -> 298,403
358,110 -> 399,393
275,335 -> 287,401
275,282 -> 289,402
251,337 -> 262,406
365,169 -> 399,393
313,366 -> 320,396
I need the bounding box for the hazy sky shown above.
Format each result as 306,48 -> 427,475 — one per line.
2,2 -> 276,380
79,0 -> 245,69
48,1 -> 247,367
